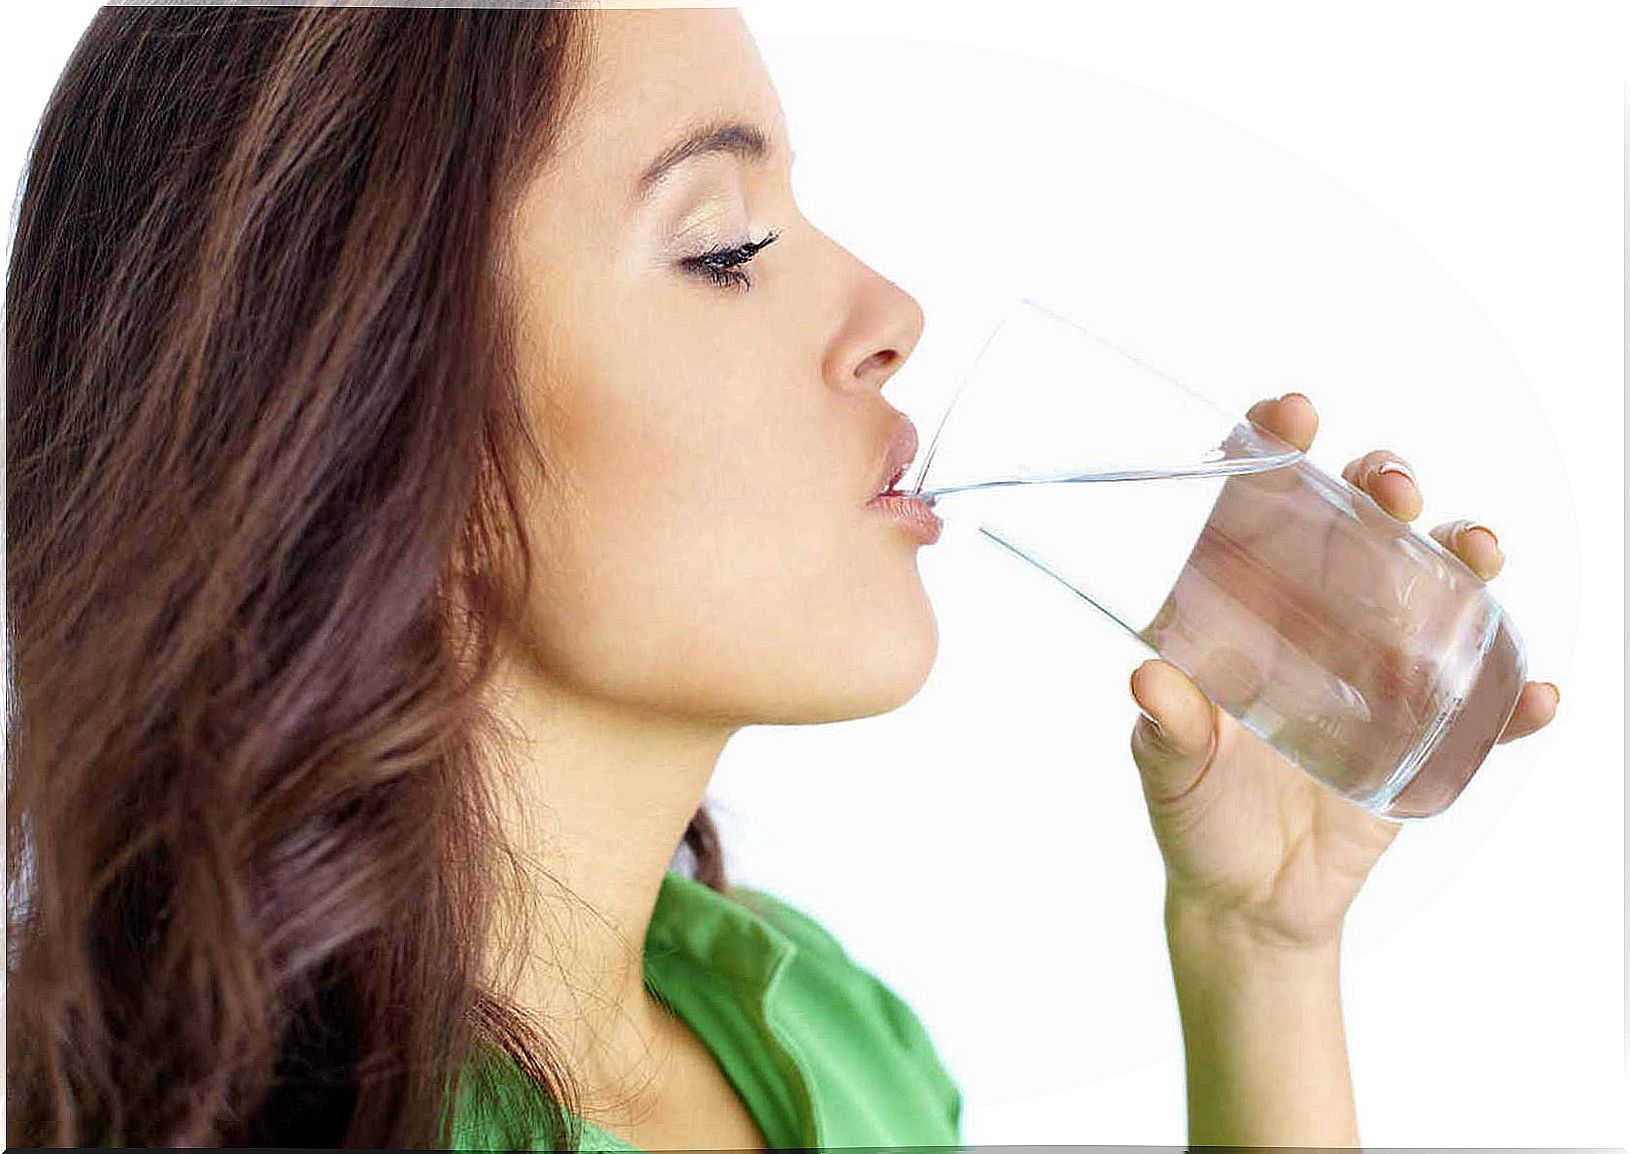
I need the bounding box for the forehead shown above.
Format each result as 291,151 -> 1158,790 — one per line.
560,9 -> 788,186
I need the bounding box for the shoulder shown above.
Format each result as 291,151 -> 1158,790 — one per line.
727,883 -> 963,1140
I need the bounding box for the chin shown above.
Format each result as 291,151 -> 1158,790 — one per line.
799,594 -> 941,725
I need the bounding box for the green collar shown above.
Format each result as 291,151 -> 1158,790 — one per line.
450,870 -> 814,1151
645,869 -> 797,986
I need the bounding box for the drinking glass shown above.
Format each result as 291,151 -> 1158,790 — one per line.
909,299 -> 1527,818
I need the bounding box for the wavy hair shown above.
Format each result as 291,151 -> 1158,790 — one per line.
6,6 -> 731,1146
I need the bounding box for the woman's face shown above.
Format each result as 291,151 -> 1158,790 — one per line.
505,8 -> 935,726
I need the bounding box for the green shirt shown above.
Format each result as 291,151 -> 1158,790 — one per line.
449,869 -> 963,1150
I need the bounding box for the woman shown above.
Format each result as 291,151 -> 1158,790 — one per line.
5,6 -> 1561,1150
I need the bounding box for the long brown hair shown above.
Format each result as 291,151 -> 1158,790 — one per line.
6,6 -> 731,1146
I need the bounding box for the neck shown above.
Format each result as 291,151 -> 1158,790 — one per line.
476,646 -> 737,1098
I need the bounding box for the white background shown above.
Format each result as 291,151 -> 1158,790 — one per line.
4,2 -> 1625,1149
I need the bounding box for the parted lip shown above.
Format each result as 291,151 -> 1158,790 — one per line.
868,413 -> 920,501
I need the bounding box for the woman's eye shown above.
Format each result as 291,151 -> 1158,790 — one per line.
680,228 -> 781,292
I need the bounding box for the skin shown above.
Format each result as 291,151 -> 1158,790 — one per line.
1129,391 -> 1559,942
480,8 -> 1562,1149
482,7 -> 929,1147
1130,392 -> 1561,1147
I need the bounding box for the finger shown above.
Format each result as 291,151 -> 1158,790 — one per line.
1245,391 -> 1319,452
1128,658 -> 1220,806
1496,681 -> 1560,742
1340,449 -> 1423,522
1428,518 -> 1505,581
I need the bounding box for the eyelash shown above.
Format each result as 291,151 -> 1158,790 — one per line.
680,228 -> 781,291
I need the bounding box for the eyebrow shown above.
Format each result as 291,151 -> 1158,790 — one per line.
633,118 -> 790,204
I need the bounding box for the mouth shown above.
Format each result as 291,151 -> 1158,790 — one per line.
865,487 -> 943,544
868,415 -> 921,503
865,416 -> 942,543
874,461 -> 909,499
872,466 -> 937,507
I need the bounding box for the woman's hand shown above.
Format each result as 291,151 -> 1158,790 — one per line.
1128,392 -> 1561,950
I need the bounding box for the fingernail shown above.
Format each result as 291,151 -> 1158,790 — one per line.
1279,391 -> 1309,405
1374,460 -> 1417,487
1460,519 -> 1498,549
1542,682 -> 1560,703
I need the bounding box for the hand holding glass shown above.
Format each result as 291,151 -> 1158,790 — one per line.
910,300 -> 1526,818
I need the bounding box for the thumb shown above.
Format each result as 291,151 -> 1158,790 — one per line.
1129,658 -> 1220,806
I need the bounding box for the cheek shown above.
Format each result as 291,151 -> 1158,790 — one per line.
514,322 -> 937,718
516,355 -> 833,696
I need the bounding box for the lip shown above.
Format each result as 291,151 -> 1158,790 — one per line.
868,414 -> 920,503
865,491 -> 943,544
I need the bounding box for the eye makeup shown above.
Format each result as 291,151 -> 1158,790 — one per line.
645,162 -> 780,291
678,229 -> 781,291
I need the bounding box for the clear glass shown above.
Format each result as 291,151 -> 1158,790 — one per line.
910,299 -> 1527,818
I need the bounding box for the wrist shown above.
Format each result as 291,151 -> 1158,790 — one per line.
1164,893 -> 1344,967
1164,895 -> 1358,1149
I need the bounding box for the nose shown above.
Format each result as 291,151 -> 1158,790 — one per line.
824,252 -> 926,396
